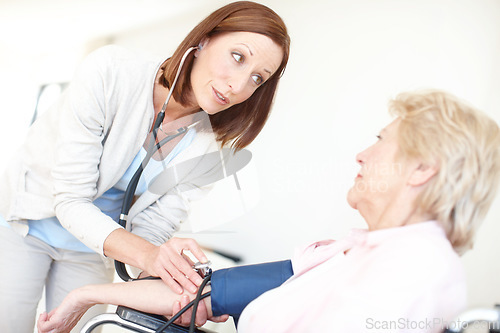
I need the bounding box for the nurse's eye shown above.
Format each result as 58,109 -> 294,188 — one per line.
252,74 -> 264,86
232,52 -> 244,63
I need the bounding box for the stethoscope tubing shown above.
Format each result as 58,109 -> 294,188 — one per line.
115,46 -> 198,282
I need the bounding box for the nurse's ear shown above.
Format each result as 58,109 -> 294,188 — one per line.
195,38 -> 209,57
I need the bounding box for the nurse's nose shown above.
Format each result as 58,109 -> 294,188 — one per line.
228,72 -> 248,94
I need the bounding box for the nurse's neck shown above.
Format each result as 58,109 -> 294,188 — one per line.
153,78 -> 199,123
163,99 -> 199,123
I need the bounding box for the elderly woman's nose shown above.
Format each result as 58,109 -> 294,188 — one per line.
356,143 -> 374,164
356,151 -> 365,165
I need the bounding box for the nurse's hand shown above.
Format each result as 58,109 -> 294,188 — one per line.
146,237 -> 208,294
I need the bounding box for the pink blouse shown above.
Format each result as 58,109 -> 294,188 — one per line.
238,221 -> 466,332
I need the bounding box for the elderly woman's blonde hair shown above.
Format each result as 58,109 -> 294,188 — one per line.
389,90 -> 500,254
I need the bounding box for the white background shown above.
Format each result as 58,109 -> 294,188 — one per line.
1,0 -> 499,328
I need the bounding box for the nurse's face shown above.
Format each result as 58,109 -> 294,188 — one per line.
190,31 -> 284,115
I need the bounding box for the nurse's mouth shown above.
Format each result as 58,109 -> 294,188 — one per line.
213,88 -> 229,105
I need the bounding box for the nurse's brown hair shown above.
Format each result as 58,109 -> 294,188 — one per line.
160,1 -> 290,150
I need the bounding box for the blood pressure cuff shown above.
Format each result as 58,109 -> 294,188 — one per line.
210,260 -> 293,319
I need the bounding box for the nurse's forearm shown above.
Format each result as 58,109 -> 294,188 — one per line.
103,228 -> 156,272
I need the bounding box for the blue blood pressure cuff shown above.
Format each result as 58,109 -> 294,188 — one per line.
210,260 -> 293,319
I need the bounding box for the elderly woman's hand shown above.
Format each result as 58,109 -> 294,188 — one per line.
144,237 -> 209,294
37,289 -> 91,333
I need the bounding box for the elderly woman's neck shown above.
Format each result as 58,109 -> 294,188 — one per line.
362,204 -> 432,232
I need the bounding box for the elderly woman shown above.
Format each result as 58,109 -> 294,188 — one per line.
38,90 -> 500,333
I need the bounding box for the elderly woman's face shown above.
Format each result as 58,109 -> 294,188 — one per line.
190,31 -> 283,115
347,119 -> 415,218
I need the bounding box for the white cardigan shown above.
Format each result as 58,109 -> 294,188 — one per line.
0,45 -> 221,254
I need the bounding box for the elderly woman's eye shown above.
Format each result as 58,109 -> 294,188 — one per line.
252,74 -> 264,85
232,52 -> 244,63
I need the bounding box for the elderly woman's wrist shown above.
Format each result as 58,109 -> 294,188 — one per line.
202,285 -> 213,317
67,286 -> 97,310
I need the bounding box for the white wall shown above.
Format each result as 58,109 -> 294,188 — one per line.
1,0 -> 499,313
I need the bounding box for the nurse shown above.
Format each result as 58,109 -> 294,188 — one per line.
0,2 -> 290,332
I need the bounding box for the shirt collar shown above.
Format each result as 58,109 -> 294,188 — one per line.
348,220 -> 446,247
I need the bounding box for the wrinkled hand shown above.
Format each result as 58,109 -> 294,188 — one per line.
37,290 -> 90,333
145,237 -> 208,294
171,295 -> 229,327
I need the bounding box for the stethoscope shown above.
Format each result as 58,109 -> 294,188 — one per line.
115,46 -> 199,282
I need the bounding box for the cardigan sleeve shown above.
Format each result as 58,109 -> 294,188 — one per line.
52,46 -> 123,254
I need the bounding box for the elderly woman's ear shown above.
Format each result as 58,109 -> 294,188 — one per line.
408,163 -> 438,187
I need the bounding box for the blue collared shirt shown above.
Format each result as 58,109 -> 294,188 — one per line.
0,128 -> 196,252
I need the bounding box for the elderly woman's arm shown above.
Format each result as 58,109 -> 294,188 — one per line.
37,260 -> 294,333
36,279 -> 218,333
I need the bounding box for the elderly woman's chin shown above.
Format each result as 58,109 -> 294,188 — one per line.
346,186 -> 359,210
